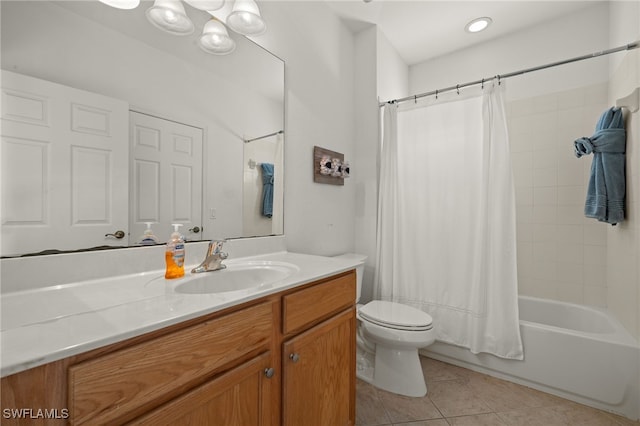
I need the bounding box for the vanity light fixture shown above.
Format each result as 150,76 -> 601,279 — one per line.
97,0 -> 140,9
198,18 -> 236,55
465,17 -> 492,33
226,0 -> 266,36
100,0 -> 267,55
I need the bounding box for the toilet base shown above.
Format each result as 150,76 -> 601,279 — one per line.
374,345 -> 427,397
356,345 -> 427,397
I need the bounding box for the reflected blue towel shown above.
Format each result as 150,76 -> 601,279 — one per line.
260,163 -> 274,218
574,107 -> 626,225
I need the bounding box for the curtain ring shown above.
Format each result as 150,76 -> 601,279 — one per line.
435,89 -> 438,100
456,84 -> 460,95
481,78 -> 484,89
414,95 -> 417,104
498,75 -> 501,85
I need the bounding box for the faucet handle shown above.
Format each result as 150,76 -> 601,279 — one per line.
209,239 -> 227,254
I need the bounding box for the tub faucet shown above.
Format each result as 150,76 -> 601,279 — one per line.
191,240 -> 228,273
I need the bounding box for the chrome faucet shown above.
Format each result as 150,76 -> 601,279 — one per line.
191,240 -> 228,273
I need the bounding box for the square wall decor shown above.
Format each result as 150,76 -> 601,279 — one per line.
313,146 -> 349,185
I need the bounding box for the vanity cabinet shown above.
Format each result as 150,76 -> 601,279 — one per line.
0,270 -> 356,426
281,272 -> 356,426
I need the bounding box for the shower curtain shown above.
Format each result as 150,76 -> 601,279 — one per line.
375,80 -> 523,360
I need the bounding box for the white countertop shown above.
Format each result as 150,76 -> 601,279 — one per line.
0,251 -> 362,377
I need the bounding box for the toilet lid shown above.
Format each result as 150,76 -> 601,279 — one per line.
359,300 -> 433,331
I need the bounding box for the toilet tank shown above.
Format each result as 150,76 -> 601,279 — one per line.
332,253 -> 367,303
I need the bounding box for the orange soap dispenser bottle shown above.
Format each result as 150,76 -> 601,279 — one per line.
165,224 -> 185,279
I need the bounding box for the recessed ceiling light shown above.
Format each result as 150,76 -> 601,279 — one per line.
465,17 -> 492,33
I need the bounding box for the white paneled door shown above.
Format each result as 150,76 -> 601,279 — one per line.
1,71 -> 129,256
129,111 -> 203,245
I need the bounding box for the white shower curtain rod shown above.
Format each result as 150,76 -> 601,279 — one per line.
379,40 -> 639,107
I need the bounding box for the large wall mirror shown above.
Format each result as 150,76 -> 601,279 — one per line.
1,0 -> 284,257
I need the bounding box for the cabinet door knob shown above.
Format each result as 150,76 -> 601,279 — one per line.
189,226 -> 201,233
264,367 -> 275,378
289,353 -> 300,363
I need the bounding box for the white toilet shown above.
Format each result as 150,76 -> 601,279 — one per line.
334,254 -> 435,397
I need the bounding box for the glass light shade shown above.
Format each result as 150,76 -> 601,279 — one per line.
198,19 -> 236,55
184,0 -> 225,11
226,0 -> 266,36
98,0 -> 140,9
146,0 -> 195,35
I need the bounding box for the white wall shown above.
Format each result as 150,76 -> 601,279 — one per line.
354,26 -> 378,303
377,30 -> 409,103
352,27 -> 409,303
255,2 -> 357,256
409,3 -> 611,101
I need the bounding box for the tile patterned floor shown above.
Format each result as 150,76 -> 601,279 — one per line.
356,356 -> 639,426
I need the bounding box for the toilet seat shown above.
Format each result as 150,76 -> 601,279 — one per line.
359,300 -> 433,331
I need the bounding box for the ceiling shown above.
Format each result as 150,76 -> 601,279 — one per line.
325,0 -> 603,65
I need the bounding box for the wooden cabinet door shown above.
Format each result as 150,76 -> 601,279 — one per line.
129,352 -> 274,426
282,309 -> 355,426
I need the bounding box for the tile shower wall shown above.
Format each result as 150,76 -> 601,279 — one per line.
507,83 -> 609,306
607,49 -> 639,339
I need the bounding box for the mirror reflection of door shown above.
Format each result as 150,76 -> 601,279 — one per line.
1,71 -> 129,256
129,111 -> 203,245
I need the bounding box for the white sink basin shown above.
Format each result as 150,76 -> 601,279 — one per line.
175,261 -> 299,295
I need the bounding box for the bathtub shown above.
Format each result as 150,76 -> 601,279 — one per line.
423,295 -> 640,420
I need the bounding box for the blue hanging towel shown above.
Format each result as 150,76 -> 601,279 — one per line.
574,107 -> 626,225
260,163 -> 274,218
